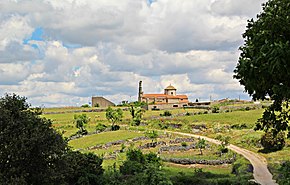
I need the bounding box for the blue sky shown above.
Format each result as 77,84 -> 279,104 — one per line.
0,0 -> 265,107
24,27 -> 44,43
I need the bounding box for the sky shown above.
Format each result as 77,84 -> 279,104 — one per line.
0,0 -> 266,107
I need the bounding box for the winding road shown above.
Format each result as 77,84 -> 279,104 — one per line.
165,131 -> 278,185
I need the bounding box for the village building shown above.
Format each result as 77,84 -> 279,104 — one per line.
138,81 -> 189,110
91,96 -> 115,108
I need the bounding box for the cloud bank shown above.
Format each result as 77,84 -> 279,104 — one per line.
0,0 -> 266,107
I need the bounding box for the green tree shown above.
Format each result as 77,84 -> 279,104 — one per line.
197,138 -> 206,155
260,131 -> 285,151
218,135 -> 230,154
106,107 -> 123,130
145,130 -> 159,143
0,94 -> 68,184
234,0 -> 290,141
63,151 -> 104,185
0,94 -> 104,184
74,114 -> 90,135
129,105 -> 145,126
118,148 -> 172,185
277,161 -> 290,185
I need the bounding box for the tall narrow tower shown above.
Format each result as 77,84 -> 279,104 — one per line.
138,81 -> 143,102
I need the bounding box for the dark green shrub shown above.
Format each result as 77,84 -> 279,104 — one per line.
158,123 -> 168,129
231,123 -> 248,129
81,104 -> 90,108
181,142 -> 187,147
277,161 -> 290,185
111,125 -> 120,131
74,114 -> 90,135
212,106 -> 219,113
120,149 -> 161,176
120,143 -> 126,153
76,129 -> 88,135
260,131 -> 285,151
161,110 -> 172,116
96,123 -> 107,132
232,158 -> 253,175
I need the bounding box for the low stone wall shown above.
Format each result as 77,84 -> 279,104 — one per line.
87,139 -> 126,150
159,144 -> 196,152
132,136 -> 150,142
162,157 -> 235,165
169,137 -> 195,144
138,141 -> 167,149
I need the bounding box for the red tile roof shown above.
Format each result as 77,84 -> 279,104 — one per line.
142,94 -> 188,99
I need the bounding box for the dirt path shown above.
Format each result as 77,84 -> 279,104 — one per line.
165,131 -> 278,185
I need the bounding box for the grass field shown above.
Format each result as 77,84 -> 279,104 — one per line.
69,130 -> 144,149
42,106 -> 289,182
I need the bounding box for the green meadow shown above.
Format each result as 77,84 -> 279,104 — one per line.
43,105 -> 289,183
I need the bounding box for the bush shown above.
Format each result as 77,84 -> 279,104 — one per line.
74,114 -> 90,135
212,106 -> 219,113
232,157 -> 253,176
218,145 -> 228,154
111,125 -> 120,131
96,123 -> 107,132
260,131 -> 285,151
120,149 -> 161,176
277,161 -> 290,185
76,129 -> 88,135
245,106 -> 251,111
160,111 -> 172,116
81,104 -> 90,108
231,123 -> 248,130
181,142 -> 187,147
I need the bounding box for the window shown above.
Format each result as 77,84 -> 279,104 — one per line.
173,105 -> 178,107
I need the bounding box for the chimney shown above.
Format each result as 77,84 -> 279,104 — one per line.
138,81 -> 143,102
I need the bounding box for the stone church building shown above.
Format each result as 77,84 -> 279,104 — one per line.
138,81 -> 189,110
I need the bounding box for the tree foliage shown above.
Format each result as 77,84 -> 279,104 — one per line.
260,131 -> 285,151
197,138 -> 206,155
129,105 -> 145,126
62,151 -> 104,185
0,94 -> 104,184
105,107 -> 123,129
277,161 -> 290,185
74,114 -> 90,135
0,94 -> 67,184
117,148 -> 172,185
234,0 -> 290,140
217,135 -> 230,154
145,130 -> 159,143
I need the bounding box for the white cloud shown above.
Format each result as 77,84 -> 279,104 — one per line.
0,0 -> 265,106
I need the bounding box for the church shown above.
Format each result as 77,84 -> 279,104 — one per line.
138,81 -> 189,110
